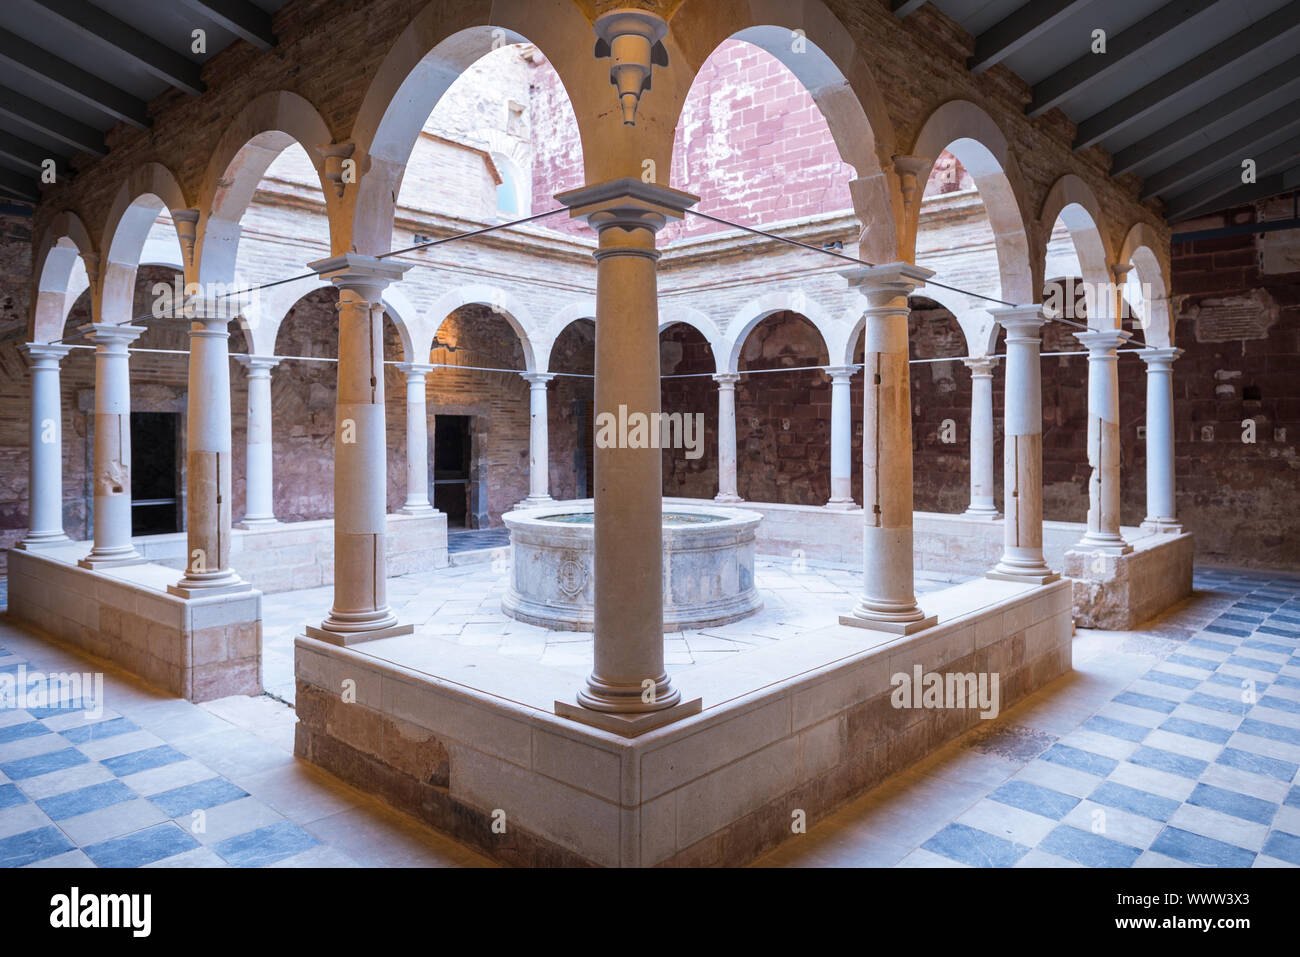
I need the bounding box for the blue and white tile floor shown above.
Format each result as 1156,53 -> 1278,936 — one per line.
3,564 -> 1299,867
758,566 -> 1300,867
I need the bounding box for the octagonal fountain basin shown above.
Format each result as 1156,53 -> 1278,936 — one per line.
501,503 -> 763,632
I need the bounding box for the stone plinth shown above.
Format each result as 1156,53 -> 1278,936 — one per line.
293,576 -> 1072,867
1064,532 -> 1195,630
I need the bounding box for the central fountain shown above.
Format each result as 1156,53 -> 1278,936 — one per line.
501,502 -> 763,631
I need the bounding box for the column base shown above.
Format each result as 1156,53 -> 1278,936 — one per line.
517,495 -> 554,509
1073,533 -> 1133,555
839,611 -> 937,635
823,498 -> 857,511
78,548 -> 145,570
714,493 -> 743,504
398,503 -> 436,515
168,572 -> 253,599
987,564 -> 1060,585
554,695 -> 701,737
305,621 -> 415,647
14,533 -> 71,550
235,516 -> 280,529
962,506 -> 1002,521
1141,518 -> 1183,535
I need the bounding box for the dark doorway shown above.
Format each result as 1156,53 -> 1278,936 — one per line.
130,412 -> 181,536
433,415 -> 472,528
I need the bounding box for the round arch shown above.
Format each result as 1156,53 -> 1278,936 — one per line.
1119,221 -> 1174,347
658,304 -> 723,370
1039,175 -> 1114,322
31,210 -> 95,342
196,91 -> 336,287
725,291 -> 834,374
423,283 -> 539,371
98,163 -> 188,324
910,99 -> 1034,304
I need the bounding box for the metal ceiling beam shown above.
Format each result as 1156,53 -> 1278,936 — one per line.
0,131 -> 70,174
32,0 -> 205,97
892,0 -> 930,17
176,0 -> 276,51
1164,137 -> 1300,220
1028,0 -> 1221,118
1111,54 -> 1300,176
0,28 -> 150,129
0,164 -> 40,202
1073,0 -> 1300,149
970,0 -> 1094,75
0,83 -> 105,155
1141,103 -> 1300,199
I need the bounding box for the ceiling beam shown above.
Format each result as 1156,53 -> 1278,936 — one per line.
0,164 -> 40,202
892,0 -> 930,17
0,84 -> 106,156
0,131 -> 70,174
32,0 -> 205,97
1111,54 -> 1300,177
1141,103 -> 1300,200
1163,136 -> 1300,220
970,0 -> 1093,75
175,0 -> 276,52
1073,0 -> 1300,149
0,28 -> 150,129
1028,0 -> 1221,118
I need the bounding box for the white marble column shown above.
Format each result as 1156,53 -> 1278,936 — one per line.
520,371 -> 556,506
962,356 -> 1000,519
17,343 -> 73,548
305,255 -> 410,645
713,372 -> 741,503
396,362 -> 435,513
1140,347 -> 1183,533
1074,329 -> 1133,553
234,355 -> 281,528
79,323 -> 146,569
824,365 -> 856,509
554,179 -> 701,734
988,306 -> 1058,583
839,263 -> 937,634
171,311 -> 249,597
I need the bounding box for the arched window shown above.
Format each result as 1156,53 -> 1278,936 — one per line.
492,153 -> 527,217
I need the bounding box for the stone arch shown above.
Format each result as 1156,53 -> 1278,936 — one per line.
1119,221 -> 1174,347
658,304 -> 723,370
540,300 -> 598,372
379,285 -> 420,362
424,283 -> 538,371
665,0 -> 901,263
30,210 -> 95,342
910,99 -> 1034,304
725,291 -> 834,373
98,163 -> 188,324
241,276 -> 332,357
1039,175 -> 1114,328
347,2 -> 592,256
196,91 -> 336,287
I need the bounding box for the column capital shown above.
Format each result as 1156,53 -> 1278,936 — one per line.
712,371 -> 741,385
990,304 -> 1046,336
1074,329 -> 1133,354
79,322 -> 145,347
1139,346 -> 1183,368
21,342 -> 74,365
962,355 -> 999,376
520,370 -> 556,386
840,261 -> 933,303
554,178 -> 698,234
395,362 -> 435,377
308,254 -> 409,298
234,354 -> 283,374
822,365 -> 857,380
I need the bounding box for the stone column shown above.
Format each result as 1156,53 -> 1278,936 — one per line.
520,371 -> 556,506
305,255 -> 410,645
396,362 -> 435,513
824,365 -> 856,509
171,311 -> 249,597
988,306 -> 1059,583
1074,329 -> 1133,553
713,372 -> 741,503
1140,347 -> 1183,533
554,179 -> 701,734
234,355 -> 281,528
79,323 -> 146,569
17,343 -> 74,548
962,356 -> 1000,519
839,263 -> 937,634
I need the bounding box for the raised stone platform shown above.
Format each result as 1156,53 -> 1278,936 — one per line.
1064,531 -> 1195,629
8,546 -> 263,702
293,575 -> 1072,867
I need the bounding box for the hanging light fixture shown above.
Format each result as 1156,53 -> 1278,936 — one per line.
593,9 -> 669,126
